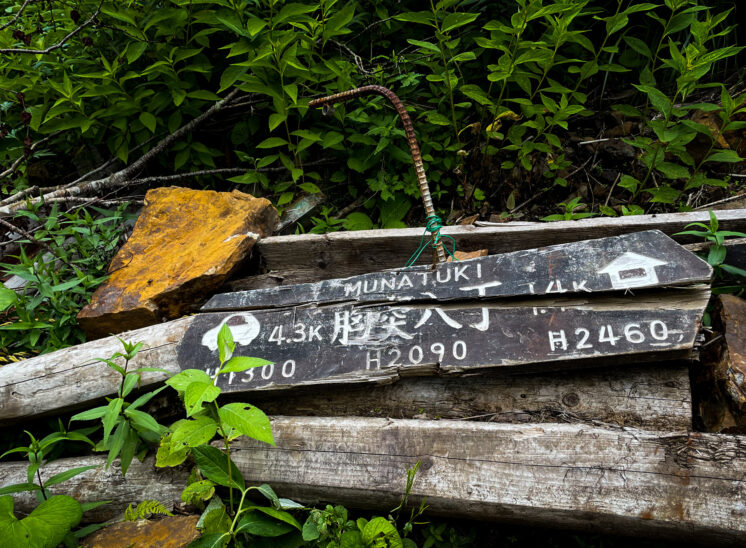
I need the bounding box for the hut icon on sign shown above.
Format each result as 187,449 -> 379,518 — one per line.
598,252 -> 667,289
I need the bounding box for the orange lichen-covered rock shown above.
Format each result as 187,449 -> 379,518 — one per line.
81,515 -> 200,548
78,187 -> 277,339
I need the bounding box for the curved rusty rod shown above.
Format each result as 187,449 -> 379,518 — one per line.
308,85 -> 447,264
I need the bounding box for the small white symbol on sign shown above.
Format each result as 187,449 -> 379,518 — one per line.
598,252 -> 667,289
201,313 -> 260,351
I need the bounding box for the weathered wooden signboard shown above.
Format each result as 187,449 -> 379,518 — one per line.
177,230 -> 712,392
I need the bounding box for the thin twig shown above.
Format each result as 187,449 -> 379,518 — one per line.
0,89 -> 241,216
604,172 -> 621,207
0,217 -> 72,268
694,191 -> 746,210
578,137 -> 614,146
0,133 -> 59,180
0,0 -> 33,31
41,197 -> 142,207
0,0 -> 103,54
328,39 -> 375,75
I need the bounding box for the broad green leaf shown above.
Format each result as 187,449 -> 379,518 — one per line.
192,445 -> 245,489
361,517 -> 402,548
0,482 -> 40,495
172,416 -> 218,447
44,465 -> 99,487
257,137 -> 289,149
102,398 -> 124,443
121,372 -> 139,398
247,506 -> 302,531
126,42 -> 147,64
219,65 -> 248,92
216,13 -> 249,37
441,12 -> 479,33
646,186 -> 681,203
217,323 -> 234,364
343,212 -> 374,231
156,434 -> 189,468
139,112 -> 157,133
124,408 -> 165,434
184,382 -> 221,417
219,356 -> 273,374
187,532 -> 229,548
460,84 -> 493,106
106,420 -> 130,469
269,113 -> 286,131
0,495 -> 81,548
393,11 -> 435,26
618,175 -> 640,193
406,39 -> 440,54
235,510 -> 295,537
127,385 -> 168,411
633,84 -> 671,116
166,369 -> 212,394
708,245 -> 727,266
218,403 -> 274,445
704,150 -> 743,164
0,287 -> 18,312
181,480 -> 216,504
246,17 -> 267,37
656,162 -> 689,179
70,405 -> 108,422
623,36 -> 652,58
188,90 -> 222,101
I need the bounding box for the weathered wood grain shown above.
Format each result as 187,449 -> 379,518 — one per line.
7,421 -> 741,540
0,456 -> 187,523
249,362 -> 692,431
205,230 -> 711,312
230,209 -> 746,288
0,317 -> 193,424
228,418 -> 746,543
181,290 -> 710,393
0,289 -> 707,424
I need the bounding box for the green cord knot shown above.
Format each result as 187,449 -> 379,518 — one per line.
405,214 -> 458,267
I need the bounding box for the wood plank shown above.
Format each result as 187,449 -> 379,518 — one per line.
229,418 -> 746,543
6,421 -> 742,540
181,290 -> 710,393
249,362 -> 692,431
0,317 -> 193,424
239,209 -> 746,287
0,289 -> 707,424
205,230 -> 711,312
0,455 -> 187,523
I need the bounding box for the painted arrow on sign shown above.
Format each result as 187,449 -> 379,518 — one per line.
203,230 -> 711,311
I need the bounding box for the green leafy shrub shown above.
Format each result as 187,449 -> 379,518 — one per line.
0,203 -> 131,355
1,0 -> 744,355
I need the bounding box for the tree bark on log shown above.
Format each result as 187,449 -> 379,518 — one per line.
3,419 -> 744,543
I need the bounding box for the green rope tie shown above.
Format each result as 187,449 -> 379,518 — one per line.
405,214 -> 458,267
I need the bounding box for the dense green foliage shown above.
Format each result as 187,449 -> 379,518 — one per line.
0,204 -> 131,355
1,0 -> 743,221
1,0 -> 743,355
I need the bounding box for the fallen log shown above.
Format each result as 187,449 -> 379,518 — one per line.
232,418 -> 746,544
249,362 -> 692,431
3,419 -> 744,543
0,317 -> 192,423
231,209 -> 746,289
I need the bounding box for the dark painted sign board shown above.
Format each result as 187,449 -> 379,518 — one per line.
178,230 -> 712,392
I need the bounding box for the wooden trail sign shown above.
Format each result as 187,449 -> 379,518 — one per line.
178,230 -> 712,392
204,230 -> 711,310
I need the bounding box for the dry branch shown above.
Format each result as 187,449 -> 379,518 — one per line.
0,1 -> 103,55
0,89 -> 241,217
